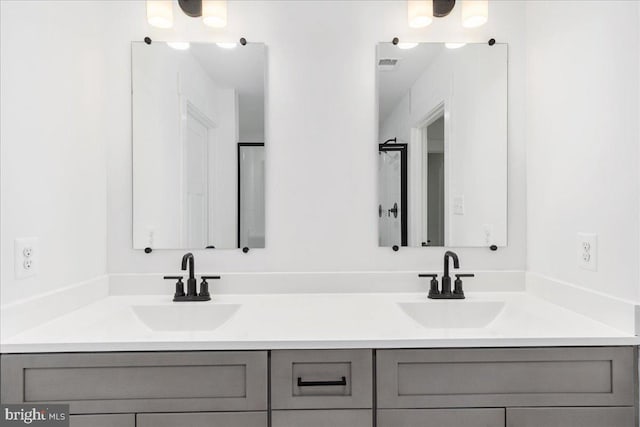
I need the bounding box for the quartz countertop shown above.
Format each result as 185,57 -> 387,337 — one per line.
2,291 -> 637,353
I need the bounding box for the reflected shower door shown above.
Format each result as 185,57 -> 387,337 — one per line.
238,143 -> 265,248
378,144 -> 407,247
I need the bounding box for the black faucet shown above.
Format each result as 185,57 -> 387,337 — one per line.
419,250 -> 473,300
182,252 -> 197,297
163,253 -> 218,301
441,250 -> 460,295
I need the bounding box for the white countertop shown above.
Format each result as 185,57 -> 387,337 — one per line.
2,291 -> 637,353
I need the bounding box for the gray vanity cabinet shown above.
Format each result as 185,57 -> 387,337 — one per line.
69,414 -> 135,427
377,409 -> 505,427
506,407 -> 636,427
272,410 -> 372,427
270,350 -> 373,427
0,351 -> 268,414
377,347 -> 635,409
136,412 -> 268,427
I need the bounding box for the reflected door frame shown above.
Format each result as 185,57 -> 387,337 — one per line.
237,142 -> 265,248
179,98 -> 217,248
379,143 -> 408,246
411,101 -> 451,247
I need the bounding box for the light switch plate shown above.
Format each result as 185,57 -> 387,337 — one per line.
577,233 -> 597,271
15,237 -> 38,279
453,196 -> 465,215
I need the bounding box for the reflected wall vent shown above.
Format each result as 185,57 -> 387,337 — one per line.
378,58 -> 399,71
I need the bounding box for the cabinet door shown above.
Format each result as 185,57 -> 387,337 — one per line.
272,410 -> 372,427
378,409 -> 505,427
271,349 -> 373,409
377,347 -> 634,408
137,412 -> 267,427
506,407 -> 635,427
70,414 -> 135,427
0,351 -> 267,414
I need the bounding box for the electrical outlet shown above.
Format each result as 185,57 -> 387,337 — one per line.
15,237 -> 38,279
577,233 -> 597,271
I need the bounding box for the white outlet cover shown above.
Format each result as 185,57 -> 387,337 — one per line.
14,237 -> 38,279
577,233 -> 597,271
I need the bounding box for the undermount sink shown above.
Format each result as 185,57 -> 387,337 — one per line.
398,300 -> 505,329
132,304 -> 241,332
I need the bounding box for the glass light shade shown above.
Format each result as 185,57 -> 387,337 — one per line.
203,0 -> 227,28
461,0 -> 488,28
407,0 -> 433,28
147,0 -> 173,29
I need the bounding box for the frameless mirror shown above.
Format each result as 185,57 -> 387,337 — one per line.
377,42 -> 507,248
132,41 -> 265,250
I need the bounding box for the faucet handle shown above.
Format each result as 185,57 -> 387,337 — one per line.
419,274 -> 440,298
164,276 -> 185,298
453,273 -> 474,297
199,276 -> 220,299
418,273 -> 438,278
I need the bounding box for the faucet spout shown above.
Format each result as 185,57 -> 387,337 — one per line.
181,252 -> 195,280
443,250 -> 459,277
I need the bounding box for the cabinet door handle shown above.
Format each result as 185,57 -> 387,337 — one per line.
297,376 -> 347,387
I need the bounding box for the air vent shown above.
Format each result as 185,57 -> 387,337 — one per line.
378,58 -> 399,71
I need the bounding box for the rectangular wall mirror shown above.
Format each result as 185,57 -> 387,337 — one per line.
132,41 -> 266,250
377,42 -> 507,248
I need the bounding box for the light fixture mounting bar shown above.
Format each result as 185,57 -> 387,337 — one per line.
433,0 -> 456,17
178,0 -> 203,17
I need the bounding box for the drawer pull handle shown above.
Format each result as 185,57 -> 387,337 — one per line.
297,376 -> 347,387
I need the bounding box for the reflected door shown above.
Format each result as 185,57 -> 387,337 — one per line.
238,143 -> 265,248
183,112 -> 210,248
378,144 -> 407,247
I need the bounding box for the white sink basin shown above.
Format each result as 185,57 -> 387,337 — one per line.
132,304 -> 240,332
398,300 -> 505,329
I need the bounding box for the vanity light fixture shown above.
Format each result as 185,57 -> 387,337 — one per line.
461,0 -> 488,28
167,41 -> 191,50
147,0 -> 174,29
407,0 -> 433,28
407,0 -> 487,28
146,0 -> 227,29
202,0 -> 228,28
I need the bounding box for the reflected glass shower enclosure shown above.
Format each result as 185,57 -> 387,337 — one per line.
238,143 -> 265,248
378,143 -> 407,247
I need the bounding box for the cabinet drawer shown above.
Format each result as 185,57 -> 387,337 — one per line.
137,412 -> 267,427
378,409 -> 505,427
506,407 -> 635,427
69,414 -> 135,427
377,347 -> 634,408
1,351 -> 267,414
271,350 -> 372,409
272,410 -> 372,427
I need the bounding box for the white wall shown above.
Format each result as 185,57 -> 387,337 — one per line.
525,1 -> 640,302
106,0 -> 527,275
1,1 -> 527,304
0,1 -> 109,305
